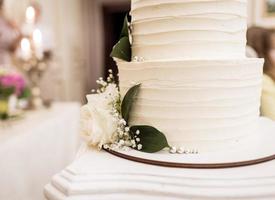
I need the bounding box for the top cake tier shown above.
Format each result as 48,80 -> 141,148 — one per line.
131,0 -> 247,60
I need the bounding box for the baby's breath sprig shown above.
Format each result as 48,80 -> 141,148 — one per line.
113,117 -> 137,149
94,69 -> 134,149
96,70 -> 183,154
94,69 -> 116,94
107,69 -> 115,83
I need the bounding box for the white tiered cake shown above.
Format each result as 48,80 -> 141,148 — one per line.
44,2 -> 275,199
118,0 -> 264,151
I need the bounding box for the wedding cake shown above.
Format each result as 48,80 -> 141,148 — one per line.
44,2 -> 275,199
117,0 -> 264,151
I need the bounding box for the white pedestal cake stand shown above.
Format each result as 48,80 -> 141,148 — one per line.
44,147 -> 275,200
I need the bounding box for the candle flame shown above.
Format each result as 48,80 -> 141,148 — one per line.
26,6 -> 36,24
21,38 -> 31,51
33,29 -> 42,45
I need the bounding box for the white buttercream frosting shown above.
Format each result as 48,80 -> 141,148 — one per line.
114,0 -> 264,152
118,59 -> 264,150
131,0 -> 247,60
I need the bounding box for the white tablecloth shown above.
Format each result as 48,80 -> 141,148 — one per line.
0,102 -> 80,200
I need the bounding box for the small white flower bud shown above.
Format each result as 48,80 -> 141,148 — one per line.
131,140 -> 136,148
125,127 -> 130,132
136,138 -> 140,142
139,57 -> 145,62
137,144 -> 143,150
136,130 -> 140,135
177,147 -> 184,154
119,140 -> 125,145
169,147 -> 177,154
119,131 -> 124,138
133,56 -> 138,62
122,146 -> 130,151
119,120 -> 125,126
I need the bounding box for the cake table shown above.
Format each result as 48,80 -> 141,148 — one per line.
0,102 -> 80,200
44,146 -> 275,200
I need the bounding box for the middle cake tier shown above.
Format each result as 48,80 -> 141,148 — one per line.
118,58 -> 263,151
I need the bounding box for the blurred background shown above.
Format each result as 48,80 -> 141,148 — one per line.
1,0 -> 275,199
0,0 -> 131,104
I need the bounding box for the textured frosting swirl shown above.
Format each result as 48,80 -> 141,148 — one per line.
118,58 -> 263,150
131,0 -> 247,60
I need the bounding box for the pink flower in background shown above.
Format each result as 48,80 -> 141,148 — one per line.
0,73 -> 26,96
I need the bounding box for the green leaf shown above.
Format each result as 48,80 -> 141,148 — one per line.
130,126 -> 170,153
121,84 -> 141,123
110,37 -> 131,61
0,87 -> 15,98
120,15 -> 129,38
19,87 -> 31,99
110,14 -> 131,62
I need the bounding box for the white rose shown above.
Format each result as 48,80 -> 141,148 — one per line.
80,93 -> 118,149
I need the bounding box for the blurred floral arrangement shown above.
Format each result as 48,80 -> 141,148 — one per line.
0,70 -> 30,120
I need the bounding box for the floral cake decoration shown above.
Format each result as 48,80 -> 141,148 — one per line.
80,16 -> 198,154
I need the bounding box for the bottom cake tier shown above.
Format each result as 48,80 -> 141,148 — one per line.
117,58 -> 264,152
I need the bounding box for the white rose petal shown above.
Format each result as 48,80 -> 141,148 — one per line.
86,94 -> 109,109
